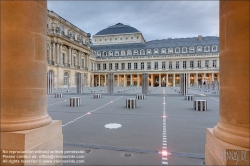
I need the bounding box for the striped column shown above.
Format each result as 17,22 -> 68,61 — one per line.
126,98 -> 137,109
142,73 -> 148,95
70,97 -> 81,107
107,73 -> 114,95
136,94 -> 145,100
47,71 -> 54,94
55,93 -> 63,98
194,100 -> 207,111
180,73 -> 188,96
76,73 -> 83,94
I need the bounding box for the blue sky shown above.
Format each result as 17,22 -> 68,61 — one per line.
48,1 -> 219,41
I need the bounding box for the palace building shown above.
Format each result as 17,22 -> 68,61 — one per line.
46,10 -> 220,88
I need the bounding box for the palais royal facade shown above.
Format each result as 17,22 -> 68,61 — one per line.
47,10 -> 220,88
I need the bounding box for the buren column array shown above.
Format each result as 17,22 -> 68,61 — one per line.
1,0 -> 63,164
107,73 -> 114,95
205,1 -> 249,165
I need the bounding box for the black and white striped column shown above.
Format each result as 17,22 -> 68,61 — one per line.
126,98 -> 137,109
194,100 -> 207,111
107,73 -> 114,95
55,93 -> 63,98
76,73 -> 83,94
47,71 -> 54,94
136,94 -> 145,100
142,73 -> 149,95
70,97 -> 81,107
180,73 -> 188,96
93,94 -> 102,99
186,95 -> 194,101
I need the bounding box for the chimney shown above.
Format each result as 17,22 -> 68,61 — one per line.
198,35 -> 202,40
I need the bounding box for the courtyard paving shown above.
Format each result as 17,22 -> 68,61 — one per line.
48,86 -> 219,165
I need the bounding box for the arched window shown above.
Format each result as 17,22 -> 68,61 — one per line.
140,49 -> 145,55
212,45 -> 217,51
97,52 -> 101,57
121,50 -> 126,56
127,50 -> 132,55
189,46 -> 195,53
103,52 -> 107,56
133,50 -> 138,55
197,46 -> 202,52
154,48 -> 159,54
175,47 -> 180,53
115,51 -> 119,56
168,48 -> 173,54
204,46 -> 210,52
147,49 -> 151,54
64,72 -> 68,85
161,48 -> 166,54
182,47 -> 187,53
109,51 -> 113,56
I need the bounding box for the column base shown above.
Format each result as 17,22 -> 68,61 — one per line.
1,120 -> 63,165
205,128 -> 249,165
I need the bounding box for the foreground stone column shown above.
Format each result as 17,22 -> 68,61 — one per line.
205,1 -> 249,165
1,0 -> 63,165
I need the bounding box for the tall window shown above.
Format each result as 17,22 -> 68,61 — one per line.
204,46 -> 210,52
121,50 -> 126,56
161,48 -> 166,54
97,64 -> 100,70
127,50 -> 132,55
128,63 -> 131,70
213,60 -> 217,67
141,62 -> 144,69
64,72 -> 68,85
183,61 -> 186,69
61,25 -> 64,35
103,63 -> 106,70
176,61 -> 179,69
197,60 -> 201,68
168,48 -> 173,54
134,50 -> 138,55
154,62 -> 158,69
212,45 -> 217,51
189,46 -> 195,53
75,74 -> 77,85
205,60 -> 209,68
162,62 -> 165,69
109,63 -> 112,70
175,47 -> 180,53
147,62 -> 151,69
140,50 -> 145,55
73,57 -> 76,67
182,47 -> 187,53
197,46 -> 202,52
82,59 -> 84,68
115,63 -> 119,70
47,44 -> 50,61
122,63 -> 125,70
190,60 -> 194,68
169,61 -> 172,69
115,51 -> 119,56
62,53 -> 65,65
147,49 -> 151,54
134,63 -> 138,69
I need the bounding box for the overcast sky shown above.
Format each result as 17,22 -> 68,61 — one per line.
48,1 -> 219,41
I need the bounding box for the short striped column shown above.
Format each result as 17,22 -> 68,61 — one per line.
194,100 -> 207,111
126,98 -> 137,109
47,71 -> 54,94
55,93 -> 63,98
93,94 -> 102,99
76,73 -> 83,94
70,97 -> 81,107
136,94 -> 145,100
186,95 -> 194,101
